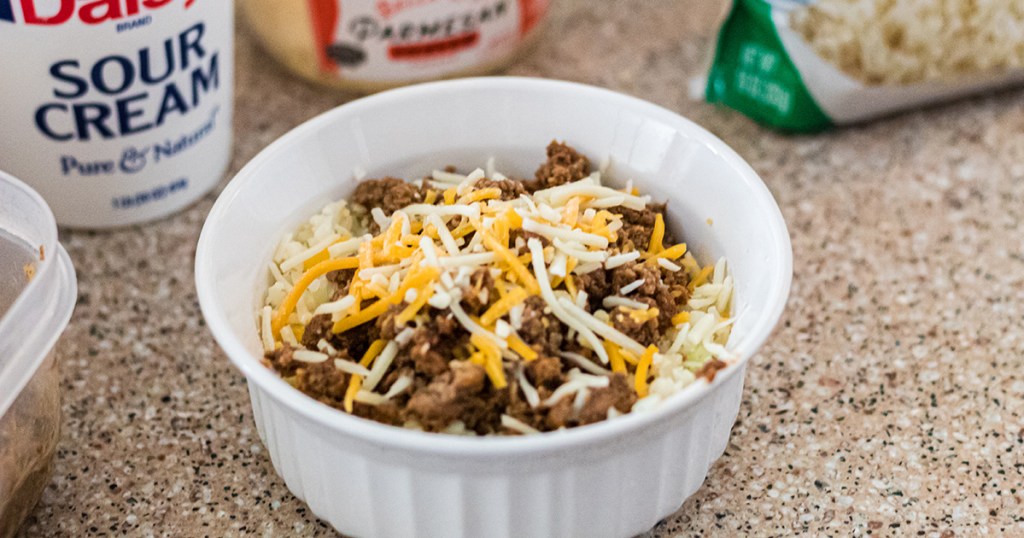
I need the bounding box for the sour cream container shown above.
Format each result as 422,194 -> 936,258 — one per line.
0,1 -> 234,229
0,171 -> 76,538
241,0 -> 550,92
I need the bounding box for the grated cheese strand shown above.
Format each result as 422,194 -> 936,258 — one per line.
396,285 -> 436,325
272,257 -> 360,337
471,333 -> 507,389
480,286 -> 529,327
344,376 -> 362,413
604,341 -> 627,374
635,345 -> 657,398
332,266 -> 440,333
506,333 -> 538,361
478,226 -> 540,294
647,213 -> 665,254
527,239 -> 609,363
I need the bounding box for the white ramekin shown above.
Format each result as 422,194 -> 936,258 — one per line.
196,77 -> 792,538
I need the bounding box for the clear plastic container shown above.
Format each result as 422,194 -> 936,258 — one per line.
0,171 -> 77,538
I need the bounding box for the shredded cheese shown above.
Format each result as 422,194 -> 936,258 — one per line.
647,214 -> 665,254
272,257 -> 360,337
635,345 -> 657,397
480,286 -> 529,327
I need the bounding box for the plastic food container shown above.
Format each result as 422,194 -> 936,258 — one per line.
0,172 -> 77,538
240,0 -> 550,92
196,78 -> 792,538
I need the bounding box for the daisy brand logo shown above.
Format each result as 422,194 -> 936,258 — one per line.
0,0 -> 195,25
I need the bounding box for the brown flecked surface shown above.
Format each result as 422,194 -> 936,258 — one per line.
17,1 -> 1024,536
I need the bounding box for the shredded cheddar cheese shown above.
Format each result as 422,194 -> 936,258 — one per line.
648,213 -> 665,254
506,333 -> 538,361
671,311 -> 691,326
344,375 -> 362,413
480,287 -> 529,327
271,257 -> 360,336
635,345 -> 657,397
604,341 -> 627,374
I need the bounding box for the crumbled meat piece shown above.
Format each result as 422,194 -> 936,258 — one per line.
576,374 -> 636,425
353,401 -> 404,427
615,203 -> 671,251
575,266 -> 613,309
327,267 -> 356,290
268,344 -> 354,404
461,268 -> 495,315
508,229 -> 550,250
544,397 -> 576,430
301,314 -> 334,348
695,359 -> 728,382
609,301 -> 661,346
266,343 -> 299,375
536,373 -> 637,430
326,321 -> 380,365
376,304 -> 405,341
404,362 -> 505,433
352,177 -> 423,217
475,178 -> 527,200
608,260 -> 681,330
517,296 -> 564,355
610,261 -> 660,296
531,141 -> 590,191
404,310 -> 464,377
661,264 -> 692,305
526,355 -> 566,390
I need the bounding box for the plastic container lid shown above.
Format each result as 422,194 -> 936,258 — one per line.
0,171 -> 76,420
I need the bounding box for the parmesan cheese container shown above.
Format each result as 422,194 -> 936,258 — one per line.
241,0 -> 550,92
0,0 -> 234,228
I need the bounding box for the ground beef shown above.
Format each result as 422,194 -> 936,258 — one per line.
301,314 -> 334,348
352,177 -> 423,217
461,268 -> 495,316
695,359 -> 728,382
615,203 -> 671,251
327,267 -> 356,290
268,344 -> 351,404
509,229 -> 550,250
574,267 -> 613,309
608,260 -> 681,332
526,355 -> 566,390
325,320 -> 380,366
404,309 -> 465,378
476,178 -> 527,200
531,141 -> 591,191
609,302 -> 661,346
662,264 -> 692,305
517,296 -> 564,356
353,401 -> 404,427
404,361 -> 506,433
575,374 -> 636,425
536,373 -> 637,430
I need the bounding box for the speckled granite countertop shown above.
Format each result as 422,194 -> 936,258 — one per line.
16,0 -> 1024,536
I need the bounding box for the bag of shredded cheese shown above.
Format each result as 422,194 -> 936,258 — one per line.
704,0 -> 1024,131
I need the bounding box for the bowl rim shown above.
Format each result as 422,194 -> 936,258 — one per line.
196,76 -> 792,457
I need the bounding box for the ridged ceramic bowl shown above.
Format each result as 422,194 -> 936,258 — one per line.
196,77 -> 792,538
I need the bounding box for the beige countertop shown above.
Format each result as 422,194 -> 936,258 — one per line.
17,0 -> 1024,536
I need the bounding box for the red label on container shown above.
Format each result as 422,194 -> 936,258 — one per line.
388,31 -> 479,61
307,0 -> 340,72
